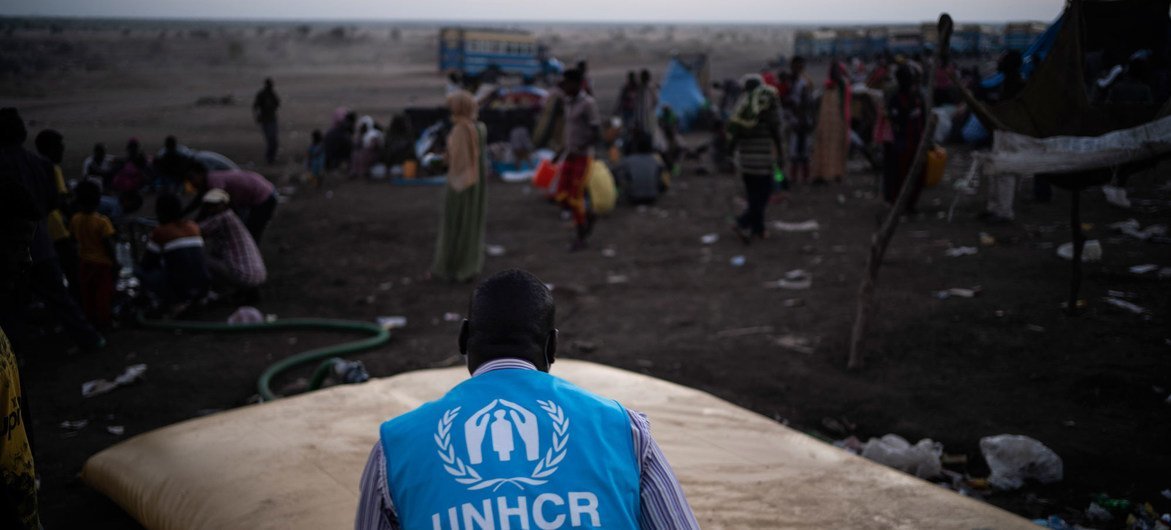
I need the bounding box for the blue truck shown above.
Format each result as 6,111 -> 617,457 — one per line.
438,27 -> 562,78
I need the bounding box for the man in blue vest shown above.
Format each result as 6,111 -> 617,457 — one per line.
356,269 -> 699,530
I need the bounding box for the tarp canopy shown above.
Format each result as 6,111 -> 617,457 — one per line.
978,113 -> 1171,175
657,58 -> 708,132
973,0 -> 1171,138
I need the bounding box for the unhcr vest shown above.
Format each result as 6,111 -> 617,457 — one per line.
380,368 -> 641,530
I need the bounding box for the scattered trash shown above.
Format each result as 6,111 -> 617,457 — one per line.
572,340 -> 597,353
333,359 -> 370,384
1130,264 -> 1160,274
324,190 -> 334,199
944,246 -> 978,257
1161,267 -> 1171,279
543,283 -> 555,292
227,306 -> 264,325
774,335 -> 815,354
1084,501 -> 1119,523
1102,185 -> 1131,208
60,419 -> 89,430
606,274 -> 628,284
978,232 -> 996,246
772,220 -> 820,232
700,233 -> 719,245
764,270 -> 813,290
730,255 -> 746,267
1111,218 -> 1168,241
782,298 -> 804,308
1056,240 -> 1102,262
833,435 -> 865,454
376,316 -> 407,330
1162,489 -> 1171,500
106,425 -> 125,436
378,281 -> 393,291
82,364 -> 147,398
485,244 -> 506,257
1026,324 -> 1046,333
1102,297 -> 1148,315
601,248 -> 617,258
909,230 -> 931,238
836,194 -> 846,205
860,434 -> 943,479
935,287 -> 982,299
442,312 -> 462,322
979,434 -> 1063,490
715,326 -> 774,338
1032,515 -> 1074,529
1106,290 -> 1138,299
1093,495 -> 1132,515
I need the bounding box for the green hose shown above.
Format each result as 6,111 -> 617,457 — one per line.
136,314 -> 391,401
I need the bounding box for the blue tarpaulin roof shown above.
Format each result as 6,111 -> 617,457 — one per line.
657,59 -> 708,132
982,17 -> 1063,89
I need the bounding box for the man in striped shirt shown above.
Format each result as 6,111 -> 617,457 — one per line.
355,269 -> 699,530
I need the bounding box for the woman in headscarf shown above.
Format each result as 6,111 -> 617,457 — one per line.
727,74 -> 782,242
430,91 -> 488,282
810,61 -> 852,184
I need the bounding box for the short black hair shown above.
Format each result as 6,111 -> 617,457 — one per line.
0,108 -> 28,146
156,193 -> 182,224
75,180 -> 101,212
466,269 -> 555,362
165,135 -> 177,150
34,129 -> 64,164
563,68 -> 583,84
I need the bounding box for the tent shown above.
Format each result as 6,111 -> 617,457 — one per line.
968,0 -> 1170,139
955,0 -> 1171,310
657,58 -> 709,132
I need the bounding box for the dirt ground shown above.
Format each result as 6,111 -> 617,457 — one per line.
3,19 -> 1170,529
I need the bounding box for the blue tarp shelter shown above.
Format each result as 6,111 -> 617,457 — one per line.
657,59 -> 708,132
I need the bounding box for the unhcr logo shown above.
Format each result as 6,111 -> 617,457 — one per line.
435,399 -> 570,491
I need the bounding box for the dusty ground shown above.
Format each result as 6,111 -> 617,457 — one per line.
3,19 -> 1170,528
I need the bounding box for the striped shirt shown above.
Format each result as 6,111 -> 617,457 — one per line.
354,358 -> 700,530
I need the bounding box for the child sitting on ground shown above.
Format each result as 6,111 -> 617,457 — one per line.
306,129 -> 325,187
69,180 -> 117,327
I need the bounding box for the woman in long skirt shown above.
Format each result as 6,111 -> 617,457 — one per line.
430,91 -> 488,282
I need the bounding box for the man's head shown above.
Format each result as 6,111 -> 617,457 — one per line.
201,188 -> 231,215
790,56 -> 806,75
75,180 -> 101,213
0,107 -> 28,147
186,160 -> 209,189
895,64 -> 915,92
164,135 -> 177,152
459,269 -> 556,374
93,142 -> 106,160
639,69 -> 651,85
34,129 -> 64,164
627,70 -> 636,84
561,68 -> 584,97
156,193 -> 182,225
126,137 -> 141,157
264,77 -> 274,89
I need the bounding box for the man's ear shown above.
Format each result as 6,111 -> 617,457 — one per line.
544,328 -> 558,370
459,319 -> 470,356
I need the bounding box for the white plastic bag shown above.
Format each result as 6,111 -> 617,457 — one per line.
860,434 -> 943,479
979,434 -> 1063,490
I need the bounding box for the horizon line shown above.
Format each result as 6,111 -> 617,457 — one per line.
0,13 -> 1049,27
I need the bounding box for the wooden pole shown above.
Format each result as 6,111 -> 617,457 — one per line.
1066,189 -> 1084,314
847,115 -> 939,370
846,13 -> 952,370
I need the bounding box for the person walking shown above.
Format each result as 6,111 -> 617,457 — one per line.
253,78 -> 281,164
429,91 -> 488,283
355,269 -> 699,530
728,75 -> 783,243
557,69 -> 601,251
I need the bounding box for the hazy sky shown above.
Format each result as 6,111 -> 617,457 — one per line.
3,0 -> 1063,23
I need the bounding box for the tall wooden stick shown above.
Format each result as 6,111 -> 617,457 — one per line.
847,115 -> 939,370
